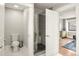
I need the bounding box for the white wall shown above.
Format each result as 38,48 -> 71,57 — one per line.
23,8 -> 28,47
5,7 -> 24,45
27,4 -> 34,56
0,5 -> 4,36
0,4 -> 4,49
60,8 -> 75,19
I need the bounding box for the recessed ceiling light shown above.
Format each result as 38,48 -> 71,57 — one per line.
14,5 -> 19,8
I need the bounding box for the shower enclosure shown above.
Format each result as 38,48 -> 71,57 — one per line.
34,12 -> 46,56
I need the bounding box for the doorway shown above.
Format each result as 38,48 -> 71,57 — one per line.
59,7 -> 76,56
34,11 -> 46,56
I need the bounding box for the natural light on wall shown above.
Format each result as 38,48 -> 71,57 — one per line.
14,5 -> 19,8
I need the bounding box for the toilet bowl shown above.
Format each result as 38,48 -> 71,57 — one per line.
0,36 -> 4,49
11,34 -> 19,52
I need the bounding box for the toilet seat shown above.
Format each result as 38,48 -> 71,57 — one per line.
12,41 -> 19,52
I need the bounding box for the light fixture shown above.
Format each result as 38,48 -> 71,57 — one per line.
14,5 -> 19,8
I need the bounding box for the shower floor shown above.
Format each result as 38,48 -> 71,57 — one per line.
35,50 -> 45,56
0,46 -> 28,56
34,43 -> 45,53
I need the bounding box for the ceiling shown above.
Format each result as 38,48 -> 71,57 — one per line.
5,3 -> 27,11
34,3 -> 69,10
5,3 -> 70,11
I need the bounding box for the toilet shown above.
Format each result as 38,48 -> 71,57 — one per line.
11,34 -> 19,52
0,36 -> 4,49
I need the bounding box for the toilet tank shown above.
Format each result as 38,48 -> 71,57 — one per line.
11,33 -> 19,41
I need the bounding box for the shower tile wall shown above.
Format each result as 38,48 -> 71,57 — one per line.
39,14 -> 45,45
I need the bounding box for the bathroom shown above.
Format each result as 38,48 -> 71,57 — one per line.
0,3 -> 79,56
4,3 -> 29,56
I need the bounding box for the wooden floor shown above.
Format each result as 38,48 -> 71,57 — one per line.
59,38 -> 76,56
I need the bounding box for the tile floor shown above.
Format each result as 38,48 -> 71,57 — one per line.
0,46 -> 28,56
